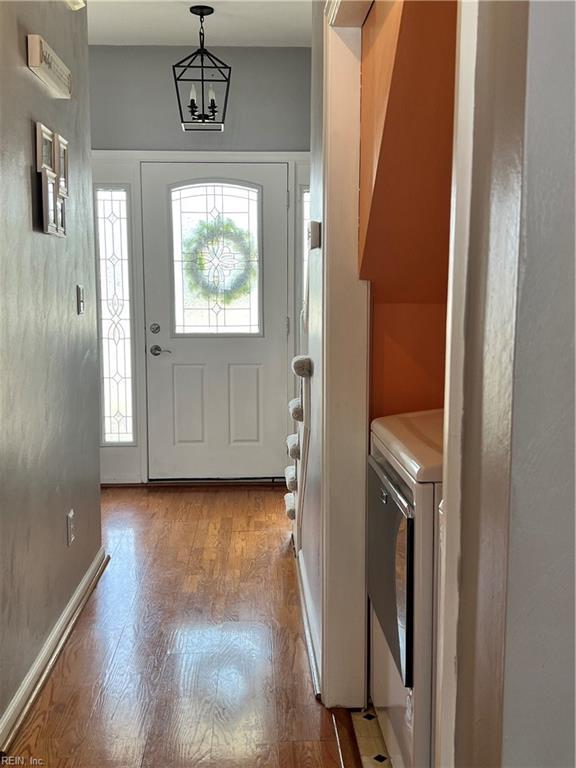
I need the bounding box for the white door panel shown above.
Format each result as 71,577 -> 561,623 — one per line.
142,162 -> 288,479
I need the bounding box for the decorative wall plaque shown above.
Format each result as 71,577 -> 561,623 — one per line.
27,34 -> 72,99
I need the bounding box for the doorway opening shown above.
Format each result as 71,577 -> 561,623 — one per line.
94,155 -> 310,484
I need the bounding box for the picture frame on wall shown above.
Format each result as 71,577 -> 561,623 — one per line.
56,193 -> 66,237
35,122 -> 68,237
55,134 -> 69,197
41,168 -> 58,235
36,122 -> 55,172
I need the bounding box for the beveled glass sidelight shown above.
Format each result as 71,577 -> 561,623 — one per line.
172,5 -> 232,132
95,187 -> 135,444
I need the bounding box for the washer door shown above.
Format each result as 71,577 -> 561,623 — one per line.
367,456 -> 414,687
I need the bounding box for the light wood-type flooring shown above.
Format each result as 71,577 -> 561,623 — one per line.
10,487 -> 341,767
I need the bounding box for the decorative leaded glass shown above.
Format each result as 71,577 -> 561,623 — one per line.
95,188 -> 134,443
171,183 -> 261,334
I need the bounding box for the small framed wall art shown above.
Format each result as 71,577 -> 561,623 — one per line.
36,122 -> 55,172
56,189 -> 66,236
36,122 -> 68,236
55,134 -> 69,197
41,168 -> 58,235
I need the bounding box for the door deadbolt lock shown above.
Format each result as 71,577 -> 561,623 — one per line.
150,323 -> 161,334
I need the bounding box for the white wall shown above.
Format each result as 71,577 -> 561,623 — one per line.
454,3 -> 530,758
297,0 -> 325,677
297,5 -> 369,707
89,45 -> 311,151
502,3 -> 575,765
321,20 -> 368,708
443,2 -> 575,764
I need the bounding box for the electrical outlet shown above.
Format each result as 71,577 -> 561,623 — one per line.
67,509 -> 75,546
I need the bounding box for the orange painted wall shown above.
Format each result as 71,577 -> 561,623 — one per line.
359,0 -> 404,264
371,302 -> 447,418
360,0 -> 457,418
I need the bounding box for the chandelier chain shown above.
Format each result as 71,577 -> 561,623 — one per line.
199,14 -> 205,49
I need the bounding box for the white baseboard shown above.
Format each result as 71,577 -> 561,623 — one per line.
296,552 -> 322,698
0,546 -> 107,749
375,708 -> 406,768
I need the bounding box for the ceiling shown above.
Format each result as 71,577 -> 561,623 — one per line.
87,0 -> 312,47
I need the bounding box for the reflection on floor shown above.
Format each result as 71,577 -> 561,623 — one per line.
11,487 -> 340,767
351,708 -> 390,767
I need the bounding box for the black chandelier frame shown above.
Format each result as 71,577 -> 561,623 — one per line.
172,5 -> 232,132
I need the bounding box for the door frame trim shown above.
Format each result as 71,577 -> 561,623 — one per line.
434,3 -> 478,762
320,19 -> 370,707
93,151 -> 310,484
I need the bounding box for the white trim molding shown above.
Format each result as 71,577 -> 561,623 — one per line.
325,0 -> 372,28
297,553 -> 322,697
434,3 -> 479,763
92,150 -> 310,165
320,19 -> 369,708
0,547 -> 108,751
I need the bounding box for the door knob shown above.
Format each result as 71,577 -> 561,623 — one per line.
150,344 -> 172,356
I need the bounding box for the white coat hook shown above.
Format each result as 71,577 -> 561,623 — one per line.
285,465 -> 297,492
284,492 -> 296,520
291,355 -> 313,378
288,397 -> 304,422
286,433 -> 300,460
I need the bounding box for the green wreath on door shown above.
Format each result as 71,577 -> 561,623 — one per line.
183,217 -> 255,305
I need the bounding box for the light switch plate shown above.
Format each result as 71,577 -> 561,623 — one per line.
76,284 -> 85,315
67,509 -> 75,546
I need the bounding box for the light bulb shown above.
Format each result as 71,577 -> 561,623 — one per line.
189,85 -> 197,102
208,87 -> 216,103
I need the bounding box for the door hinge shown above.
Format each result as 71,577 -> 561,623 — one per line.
286,316 -> 290,336
287,189 -> 290,209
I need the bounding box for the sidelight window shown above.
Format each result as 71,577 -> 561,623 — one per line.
95,187 -> 135,444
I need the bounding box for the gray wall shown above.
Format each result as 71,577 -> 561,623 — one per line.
0,1 -> 101,718
502,3 -> 575,766
89,45 -> 311,151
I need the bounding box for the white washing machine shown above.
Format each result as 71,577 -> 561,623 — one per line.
367,409 -> 443,768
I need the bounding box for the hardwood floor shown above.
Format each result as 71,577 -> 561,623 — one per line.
10,487 -> 341,768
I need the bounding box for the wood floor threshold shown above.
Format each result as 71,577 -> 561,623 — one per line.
331,708 -> 363,768
1,554 -> 110,756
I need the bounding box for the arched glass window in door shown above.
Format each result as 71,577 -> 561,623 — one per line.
171,182 -> 261,334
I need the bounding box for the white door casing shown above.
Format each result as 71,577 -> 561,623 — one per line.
435,3 -> 478,763
142,162 -> 289,480
295,9 -> 369,706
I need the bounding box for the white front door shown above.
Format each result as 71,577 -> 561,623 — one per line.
142,162 -> 289,479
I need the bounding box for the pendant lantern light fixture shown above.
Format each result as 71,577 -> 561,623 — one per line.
172,5 -> 231,132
